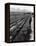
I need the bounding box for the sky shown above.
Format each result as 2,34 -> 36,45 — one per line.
10,5 -> 34,13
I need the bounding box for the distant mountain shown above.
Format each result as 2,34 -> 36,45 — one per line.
10,9 -> 32,13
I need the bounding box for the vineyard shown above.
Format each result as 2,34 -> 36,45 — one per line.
10,12 -> 32,42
